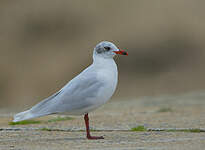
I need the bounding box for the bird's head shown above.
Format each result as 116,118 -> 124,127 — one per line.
93,41 -> 128,59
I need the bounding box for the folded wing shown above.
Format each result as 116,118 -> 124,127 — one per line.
13,67 -> 103,122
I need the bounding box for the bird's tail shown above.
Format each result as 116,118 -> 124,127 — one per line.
13,91 -> 61,122
13,109 -> 36,122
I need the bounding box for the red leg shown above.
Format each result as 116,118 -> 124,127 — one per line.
84,113 -> 104,140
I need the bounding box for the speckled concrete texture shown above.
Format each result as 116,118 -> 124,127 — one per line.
0,92 -> 205,150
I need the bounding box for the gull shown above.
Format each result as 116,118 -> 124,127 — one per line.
13,41 -> 128,139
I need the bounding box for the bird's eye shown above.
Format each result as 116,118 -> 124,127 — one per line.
104,46 -> 111,51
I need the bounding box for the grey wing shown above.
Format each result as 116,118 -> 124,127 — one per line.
29,90 -> 62,115
54,76 -> 104,114
29,68 -> 104,115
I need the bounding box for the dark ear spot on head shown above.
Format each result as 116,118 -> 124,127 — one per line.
95,45 -> 104,54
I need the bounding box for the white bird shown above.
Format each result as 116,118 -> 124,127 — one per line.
13,41 -> 128,139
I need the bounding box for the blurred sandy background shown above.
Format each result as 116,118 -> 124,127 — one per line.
0,0 -> 205,108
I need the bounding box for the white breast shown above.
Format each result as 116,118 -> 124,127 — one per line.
94,58 -> 118,105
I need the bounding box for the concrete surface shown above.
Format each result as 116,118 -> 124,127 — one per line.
0,92 -> 205,150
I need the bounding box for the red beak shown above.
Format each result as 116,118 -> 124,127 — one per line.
113,50 -> 128,55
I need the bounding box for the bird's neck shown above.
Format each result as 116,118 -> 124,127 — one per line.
92,54 -> 116,68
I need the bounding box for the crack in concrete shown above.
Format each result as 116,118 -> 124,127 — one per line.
1,127 -> 205,132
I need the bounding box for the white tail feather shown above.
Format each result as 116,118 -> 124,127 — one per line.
13,91 -> 61,122
13,110 -> 34,122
